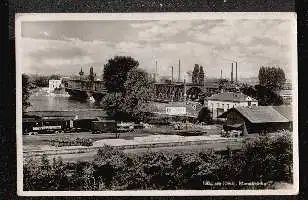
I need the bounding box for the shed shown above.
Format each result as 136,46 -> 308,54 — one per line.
218,106 -> 292,133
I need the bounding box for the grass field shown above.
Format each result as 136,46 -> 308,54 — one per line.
30,138 -> 246,162
22,131 -> 151,146
23,124 -> 245,162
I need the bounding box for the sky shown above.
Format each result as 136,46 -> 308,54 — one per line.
19,18 -> 295,81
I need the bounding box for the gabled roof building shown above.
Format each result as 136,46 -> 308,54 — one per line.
207,92 -> 258,118
218,105 -> 293,134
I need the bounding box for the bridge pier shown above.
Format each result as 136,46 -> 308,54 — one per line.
66,89 -> 89,101
92,92 -> 105,103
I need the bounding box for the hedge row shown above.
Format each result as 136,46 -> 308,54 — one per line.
49,137 -> 93,147
24,132 -> 292,190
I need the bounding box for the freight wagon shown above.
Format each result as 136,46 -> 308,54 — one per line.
91,120 -> 117,134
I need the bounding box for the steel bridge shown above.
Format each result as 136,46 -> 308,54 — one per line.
64,79 -> 219,102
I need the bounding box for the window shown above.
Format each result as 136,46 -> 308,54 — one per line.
227,104 -> 229,109
217,103 -> 219,108
248,101 -> 251,106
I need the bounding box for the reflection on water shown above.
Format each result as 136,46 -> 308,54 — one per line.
27,88 -> 102,111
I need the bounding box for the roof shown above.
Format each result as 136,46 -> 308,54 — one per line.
25,109 -> 107,120
272,105 -> 293,121
207,92 -> 257,102
218,106 -> 291,123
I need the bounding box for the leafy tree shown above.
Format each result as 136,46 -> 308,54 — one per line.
255,85 -> 283,106
241,84 -> 283,106
101,68 -> 153,122
101,93 -> 130,121
198,66 -> 205,85
197,107 -> 212,123
122,68 -> 154,122
160,76 -> 172,83
192,64 -> 200,84
33,75 -> 49,87
258,66 -> 286,91
103,56 -> 139,93
240,84 -> 256,98
22,74 -> 31,112
49,74 -> 61,80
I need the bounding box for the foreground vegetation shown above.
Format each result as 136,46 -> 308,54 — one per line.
24,132 -> 292,190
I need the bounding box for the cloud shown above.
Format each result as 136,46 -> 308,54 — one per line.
131,20 -> 194,41
20,19 -> 294,79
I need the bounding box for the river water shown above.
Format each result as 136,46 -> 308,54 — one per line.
27,87 -> 102,111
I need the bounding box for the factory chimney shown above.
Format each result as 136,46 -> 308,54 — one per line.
178,59 -> 181,82
235,61 -> 238,83
221,69 -> 222,79
231,63 -> 233,82
171,66 -> 174,82
155,60 -> 157,82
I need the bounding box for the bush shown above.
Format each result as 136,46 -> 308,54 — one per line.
49,137 -> 93,147
24,133 -> 293,190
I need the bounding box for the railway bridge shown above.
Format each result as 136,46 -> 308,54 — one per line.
154,81 -> 219,102
64,79 -> 108,102
64,79 -> 219,103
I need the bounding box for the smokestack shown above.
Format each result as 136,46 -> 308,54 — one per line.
235,61 -> 238,83
221,69 -> 222,79
171,66 -> 174,82
231,63 -> 233,82
178,59 -> 181,82
155,60 -> 158,82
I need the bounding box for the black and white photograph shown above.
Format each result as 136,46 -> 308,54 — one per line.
16,13 -> 298,196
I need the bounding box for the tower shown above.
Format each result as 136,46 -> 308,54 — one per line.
89,66 -> 95,82
79,67 -> 84,76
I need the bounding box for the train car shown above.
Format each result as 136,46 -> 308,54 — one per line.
32,125 -> 63,134
91,120 -> 117,134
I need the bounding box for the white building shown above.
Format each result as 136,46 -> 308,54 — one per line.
207,92 -> 258,118
48,80 -> 62,93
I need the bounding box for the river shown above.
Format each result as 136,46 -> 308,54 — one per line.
27,87 -> 102,111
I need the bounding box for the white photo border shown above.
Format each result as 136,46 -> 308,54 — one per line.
15,12 -> 298,196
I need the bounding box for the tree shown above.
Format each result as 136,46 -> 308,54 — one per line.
103,56 -> 139,93
122,68 -> 154,122
240,84 -> 257,98
22,74 -> 31,112
101,67 -> 154,122
49,74 -> 61,80
192,64 -> 200,84
258,66 -> 286,91
255,85 -> 283,106
33,75 -> 49,87
197,107 -> 212,123
101,93 -> 130,121
241,84 -> 283,106
198,66 -> 205,85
